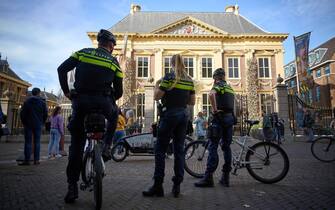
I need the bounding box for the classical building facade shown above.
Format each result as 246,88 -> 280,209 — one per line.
285,36 -> 335,108
0,55 -> 31,133
87,4 -> 288,130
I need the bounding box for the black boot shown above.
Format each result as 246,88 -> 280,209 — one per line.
194,174 -> 214,188
102,143 -> 112,162
172,184 -> 180,198
142,180 -> 164,197
64,183 -> 78,203
219,171 -> 230,187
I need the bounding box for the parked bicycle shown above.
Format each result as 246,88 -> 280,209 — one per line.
184,120 -> 290,184
80,111 -> 106,210
311,128 -> 335,162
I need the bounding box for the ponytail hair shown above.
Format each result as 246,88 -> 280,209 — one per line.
169,54 -> 189,90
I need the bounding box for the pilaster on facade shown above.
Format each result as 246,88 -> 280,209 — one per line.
154,48 -> 163,81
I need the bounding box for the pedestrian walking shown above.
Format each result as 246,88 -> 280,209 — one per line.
48,106 -> 64,159
58,29 -> 123,203
303,108 -> 315,142
19,87 -> 48,165
142,54 -> 195,198
195,68 -> 235,188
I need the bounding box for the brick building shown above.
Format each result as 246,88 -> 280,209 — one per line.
285,36 -> 335,108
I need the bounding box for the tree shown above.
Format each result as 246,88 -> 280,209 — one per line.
246,57 -> 259,120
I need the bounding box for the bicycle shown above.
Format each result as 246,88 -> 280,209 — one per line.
111,132 -> 193,162
311,130 -> 335,162
80,111 -> 106,210
184,120 -> 290,184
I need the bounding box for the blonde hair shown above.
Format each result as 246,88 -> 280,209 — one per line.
169,54 -> 189,89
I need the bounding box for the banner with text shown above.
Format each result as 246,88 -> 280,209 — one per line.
294,32 -> 311,93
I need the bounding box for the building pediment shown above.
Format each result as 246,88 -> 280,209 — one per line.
151,16 -> 228,35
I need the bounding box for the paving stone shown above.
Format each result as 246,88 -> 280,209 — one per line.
0,139 -> 334,210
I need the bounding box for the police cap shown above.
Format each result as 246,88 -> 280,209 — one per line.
213,68 -> 225,79
97,29 -> 116,45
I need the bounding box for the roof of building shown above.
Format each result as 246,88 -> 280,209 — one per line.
27,91 -> 59,103
0,59 -> 28,83
109,11 -> 268,34
310,36 -> 335,68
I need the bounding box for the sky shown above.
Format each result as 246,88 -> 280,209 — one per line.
0,0 -> 334,94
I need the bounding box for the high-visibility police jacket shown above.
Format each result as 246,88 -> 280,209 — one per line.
212,80 -> 235,112
159,72 -> 195,109
57,47 -> 123,100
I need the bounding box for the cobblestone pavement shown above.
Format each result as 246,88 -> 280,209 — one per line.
0,138 -> 334,210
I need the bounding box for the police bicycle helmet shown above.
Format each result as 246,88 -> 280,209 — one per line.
97,29 -> 116,45
213,68 -> 225,78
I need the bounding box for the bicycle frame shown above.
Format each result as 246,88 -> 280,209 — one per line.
83,133 -> 105,185
231,135 -> 273,175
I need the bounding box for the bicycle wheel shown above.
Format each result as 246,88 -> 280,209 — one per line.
111,142 -> 128,162
311,137 -> 335,162
81,150 -> 92,184
93,144 -> 103,210
166,136 -> 194,159
245,142 -> 289,184
184,140 -> 216,178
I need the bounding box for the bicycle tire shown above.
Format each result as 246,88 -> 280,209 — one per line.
184,140 -> 217,178
81,150 -> 91,184
93,144 -> 103,210
111,142 -> 128,162
245,142 -> 289,184
311,136 -> 335,162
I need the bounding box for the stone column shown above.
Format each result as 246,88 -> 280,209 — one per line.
273,83 -> 290,138
144,85 -> 155,132
154,49 -> 163,82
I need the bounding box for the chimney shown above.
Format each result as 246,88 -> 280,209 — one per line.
130,4 -> 141,14
225,4 -> 239,15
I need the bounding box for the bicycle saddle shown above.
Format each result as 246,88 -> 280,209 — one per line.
245,120 -> 260,126
84,110 -> 106,133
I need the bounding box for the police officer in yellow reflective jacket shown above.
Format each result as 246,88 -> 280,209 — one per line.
57,29 -> 123,203
195,68 -> 235,188
143,54 -> 195,198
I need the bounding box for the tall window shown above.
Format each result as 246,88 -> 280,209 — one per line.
316,69 -> 321,78
137,57 -> 149,78
228,57 -> 239,78
201,57 -> 212,78
163,57 -> 172,75
258,58 -> 270,78
183,57 -> 194,77
316,86 -> 320,102
202,93 -> 211,118
324,65 -> 330,75
0,81 -> 4,98
260,94 -> 273,114
136,93 -> 145,119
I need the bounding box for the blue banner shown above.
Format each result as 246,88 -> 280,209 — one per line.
294,32 -> 311,93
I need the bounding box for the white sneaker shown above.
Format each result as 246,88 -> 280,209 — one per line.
55,154 -> 62,158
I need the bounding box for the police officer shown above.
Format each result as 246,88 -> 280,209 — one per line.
57,29 -> 123,203
143,54 -> 195,198
195,68 -> 235,188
